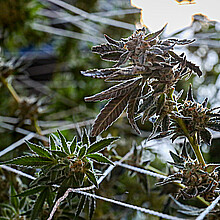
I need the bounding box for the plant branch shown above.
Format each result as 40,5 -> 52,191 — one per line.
33,118 -> 43,136
176,118 -> 205,166
0,77 -> 21,103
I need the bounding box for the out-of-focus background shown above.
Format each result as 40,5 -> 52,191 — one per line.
0,0 -> 220,219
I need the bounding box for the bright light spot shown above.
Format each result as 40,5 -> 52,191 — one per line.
131,0 -> 220,36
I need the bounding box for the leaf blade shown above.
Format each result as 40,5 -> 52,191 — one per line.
15,186 -> 46,197
127,82 -> 143,134
25,140 -> 51,158
31,188 -> 48,220
85,78 -> 141,102
0,156 -> 54,168
86,170 -> 98,188
87,153 -> 114,165
87,137 -> 119,154
57,130 -> 70,154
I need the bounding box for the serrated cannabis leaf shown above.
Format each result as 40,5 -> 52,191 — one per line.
82,129 -> 90,146
57,130 -> 70,154
49,135 -> 56,151
78,146 -> 87,158
31,188 -> 48,220
10,185 -> 19,211
75,195 -> 87,219
0,156 -> 54,168
87,137 -> 119,154
91,91 -> 131,136
51,150 -> 68,158
86,170 -> 98,188
144,23 -> 167,41
88,191 -> 96,220
85,78 -> 141,102
69,136 -> 77,154
25,140 -> 51,158
170,151 -> 185,164
15,186 -> 46,197
86,153 -> 114,165
127,83 -> 143,134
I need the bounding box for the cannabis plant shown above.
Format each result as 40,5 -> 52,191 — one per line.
0,130 -> 118,219
82,25 -> 220,213
82,24 -> 202,136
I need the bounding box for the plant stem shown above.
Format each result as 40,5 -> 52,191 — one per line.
147,165 -> 167,176
33,118 -> 43,136
176,118 -> 205,166
0,77 -> 21,103
168,90 -> 206,166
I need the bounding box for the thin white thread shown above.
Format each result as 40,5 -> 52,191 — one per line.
0,122 -> 48,142
46,0 -> 135,30
50,189 -> 184,220
196,194 -> 220,220
41,119 -> 94,135
116,162 -> 166,179
0,133 -> 34,158
0,165 -> 36,180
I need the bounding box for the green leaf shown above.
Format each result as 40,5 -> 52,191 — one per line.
30,176 -> 50,187
86,153 -> 114,166
51,150 -> 68,158
144,23 -> 167,41
49,135 -> 56,151
82,129 -> 90,146
86,170 -> 98,188
57,130 -> 70,154
48,163 -> 66,172
56,175 -> 77,200
31,188 -> 48,220
19,197 -> 26,210
205,164 -> 220,173
10,184 -> 19,211
25,140 -> 51,158
200,129 -> 212,146
46,188 -> 54,208
0,156 -> 54,168
78,146 -> 87,158
88,191 -> 96,220
15,186 -> 46,197
69,136 -> 77,154
87,137 -> 119,154
75,195 -> 87,219
170,151 -> 184,164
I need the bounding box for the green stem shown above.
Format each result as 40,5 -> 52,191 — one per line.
176,118 -> 205,166
168,90 -> 205,166
147,165 -> 167,176
1,77 -> 21,103
33,118 -> 43,136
